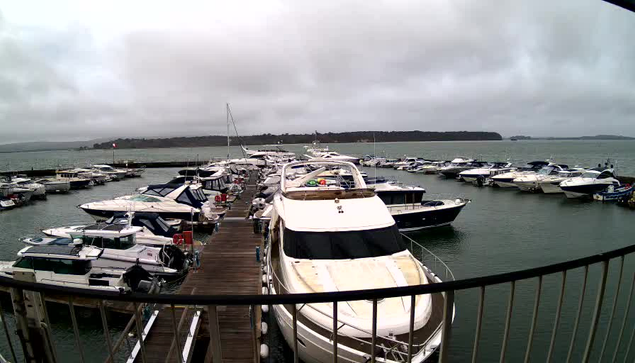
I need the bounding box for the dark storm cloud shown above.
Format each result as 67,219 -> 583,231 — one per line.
1,0 -> 634,144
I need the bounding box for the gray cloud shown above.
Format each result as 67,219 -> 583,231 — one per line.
0,0 -> 634,144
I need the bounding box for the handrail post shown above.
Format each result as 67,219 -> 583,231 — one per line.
439,290 -> 455,363
207,305 -> 223,363
332,301 -> 338,363
582,260 -> 609,362
371,298 -> 377,363
292,304 -> 298,363
499,281 -> 516,363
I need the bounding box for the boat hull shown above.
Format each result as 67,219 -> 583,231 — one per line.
539,181 -> 563,194
390,202 -> 467,232
561,184 -> 612,199
43,181 -> 71,193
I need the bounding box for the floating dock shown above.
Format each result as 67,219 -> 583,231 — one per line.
133,178 -> 263,363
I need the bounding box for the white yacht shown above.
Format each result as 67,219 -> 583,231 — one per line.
414,161 -> 447,174
35,178 -> 71,193
55,170 -> 93,189
307,151 -> 360,164
10,177 -> 46,199
512,164 -> 570,192
266,160 -> 452,363
437,158 -> 477,179
23,225 -> 189,278
0,244 -> 158,293
458,162 -> 514,183
490,161 -> 550,188
538,169 -> 586,194
42,213 -> 179,247
79,184 -> 219,225
92,164 -> 128,181
560,169 -> 621,199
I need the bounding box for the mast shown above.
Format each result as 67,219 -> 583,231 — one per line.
226,103 -> 230,161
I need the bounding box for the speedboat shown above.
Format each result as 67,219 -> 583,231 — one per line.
0,197 -> 16,210
79,184 -> 220,226
73,168 -> 109,185
35,178 -> 71,194
459,162 -> 514,183
512,164 -> 571,192
538,169 -> 586,194
92,164 -> 128,181
266,160 -> 452,363
593,184 -> 635,202
371,180 -> 469,231
560,169 -> 621,199
42,212 -> 181,247
9,177 -> 46,200
414,161 -> 447,174
0,177 -> 34,203
307,151 -> 360,164
490,161 -> 550,188
23,225 -> 189,278
438,158 -> 477,179
0,244 -> 158,293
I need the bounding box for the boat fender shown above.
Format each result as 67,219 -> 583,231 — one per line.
262,286 -> 268,295
262,275 -> 267,285
261,305 -> 269,314
260,344 -> 269,359
261,322 -> 268,335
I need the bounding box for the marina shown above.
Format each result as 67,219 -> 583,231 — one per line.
0,140 -> 634,362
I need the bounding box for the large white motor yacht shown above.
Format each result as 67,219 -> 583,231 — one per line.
266,160 -> 452,363
490,161 -> 550,188
307,151 -> 360,164
458,162 -> 513,183
92,164 -> 128,181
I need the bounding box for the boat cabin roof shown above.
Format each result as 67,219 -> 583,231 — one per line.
18,245 -> 102,260
142,184 -> 207,207
72,223 -> 142,237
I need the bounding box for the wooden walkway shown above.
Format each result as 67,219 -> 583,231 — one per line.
135,179 -> 262,363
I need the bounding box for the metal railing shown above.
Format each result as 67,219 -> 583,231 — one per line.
1,242 -> 635,362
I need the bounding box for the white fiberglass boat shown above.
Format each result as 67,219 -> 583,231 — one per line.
490,161 -> 550,188
35,178 -> 71,193
512,164 -> 571,192
0,244 -> 158,293
92,164 -> 128,181
307,151 -> 360,164
560,169 -> 620,199
266,160 -> 453,363
459,162 -> 513,183
79,184 -> 219,225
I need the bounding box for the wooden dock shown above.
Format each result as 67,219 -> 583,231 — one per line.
135,180 -> 263,363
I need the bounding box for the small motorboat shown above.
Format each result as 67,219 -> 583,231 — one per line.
459,162 -> 514,183
593,184 -> 634,202
56,170 -> 93,189
9,177 -> 46,200
92,164 -> 128,181
0,197 -> 16,210
490,161 -> 550,188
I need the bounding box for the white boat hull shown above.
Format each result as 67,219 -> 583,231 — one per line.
539,182 -> 563,194
493,181 -> 518,188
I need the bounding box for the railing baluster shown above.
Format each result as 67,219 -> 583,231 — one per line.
292,304 -> 298,363
600,256 -> 624,361
99,300 -> 116,363
333,301 -> 338,363
524,276 -> 543,363
407,294 -> 416,363
566,265 -> 589,363
39,293 -> 59,363
371,298 -> 377,363
0,301 -> 18,363
547,270 -> 567,363
439,290 -> 455,363
207,305 -> 223,363
67,297 -> 85,363
499,281 -> 516,363
170,304 -> 184,363
612,271 -> 635,363
133,302 -> 147,363
582,260 -> 609,362
471,286 -> 485,363
624,321 -> 635,363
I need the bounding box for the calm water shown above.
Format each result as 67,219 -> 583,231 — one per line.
1,141 -> 635,361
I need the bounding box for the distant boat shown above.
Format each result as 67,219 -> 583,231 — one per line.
511,137 -> 518,141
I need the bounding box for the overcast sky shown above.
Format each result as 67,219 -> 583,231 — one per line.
0,0 -> 633,144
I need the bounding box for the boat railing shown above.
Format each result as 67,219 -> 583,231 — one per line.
2,241 -> 635,362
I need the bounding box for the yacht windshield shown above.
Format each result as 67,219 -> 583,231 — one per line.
538,167 -> 555,175
283,225 -> 406,260
582,171 -> 600,178
129,195 -> 162,202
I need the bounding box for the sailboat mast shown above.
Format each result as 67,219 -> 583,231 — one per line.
226,103 -> 230,161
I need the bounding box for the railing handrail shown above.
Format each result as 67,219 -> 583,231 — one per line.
2,242 -> 634,305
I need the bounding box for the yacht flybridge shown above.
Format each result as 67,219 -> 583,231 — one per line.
266,160 -> 452,363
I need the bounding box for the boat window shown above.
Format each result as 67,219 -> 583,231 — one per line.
537,167 -> 555,175
283,225 -> 406,260
177,192 -> 195,206
13,257 -> 33,269
598,171 -> 614,179
581,171 -> 600,178
129,195 -> 162,202
53,260 -> 91,275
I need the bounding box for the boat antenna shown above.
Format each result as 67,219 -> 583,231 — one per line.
226,103 -> 247,159
373,132 -> 377,180
226,103 -> 230,161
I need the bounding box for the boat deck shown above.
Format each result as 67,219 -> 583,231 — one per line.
134,178 -> 263,363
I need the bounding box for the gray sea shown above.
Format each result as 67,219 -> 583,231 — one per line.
1,140 -> 635,362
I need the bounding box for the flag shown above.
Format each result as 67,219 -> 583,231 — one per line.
112,143 -> 117,148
